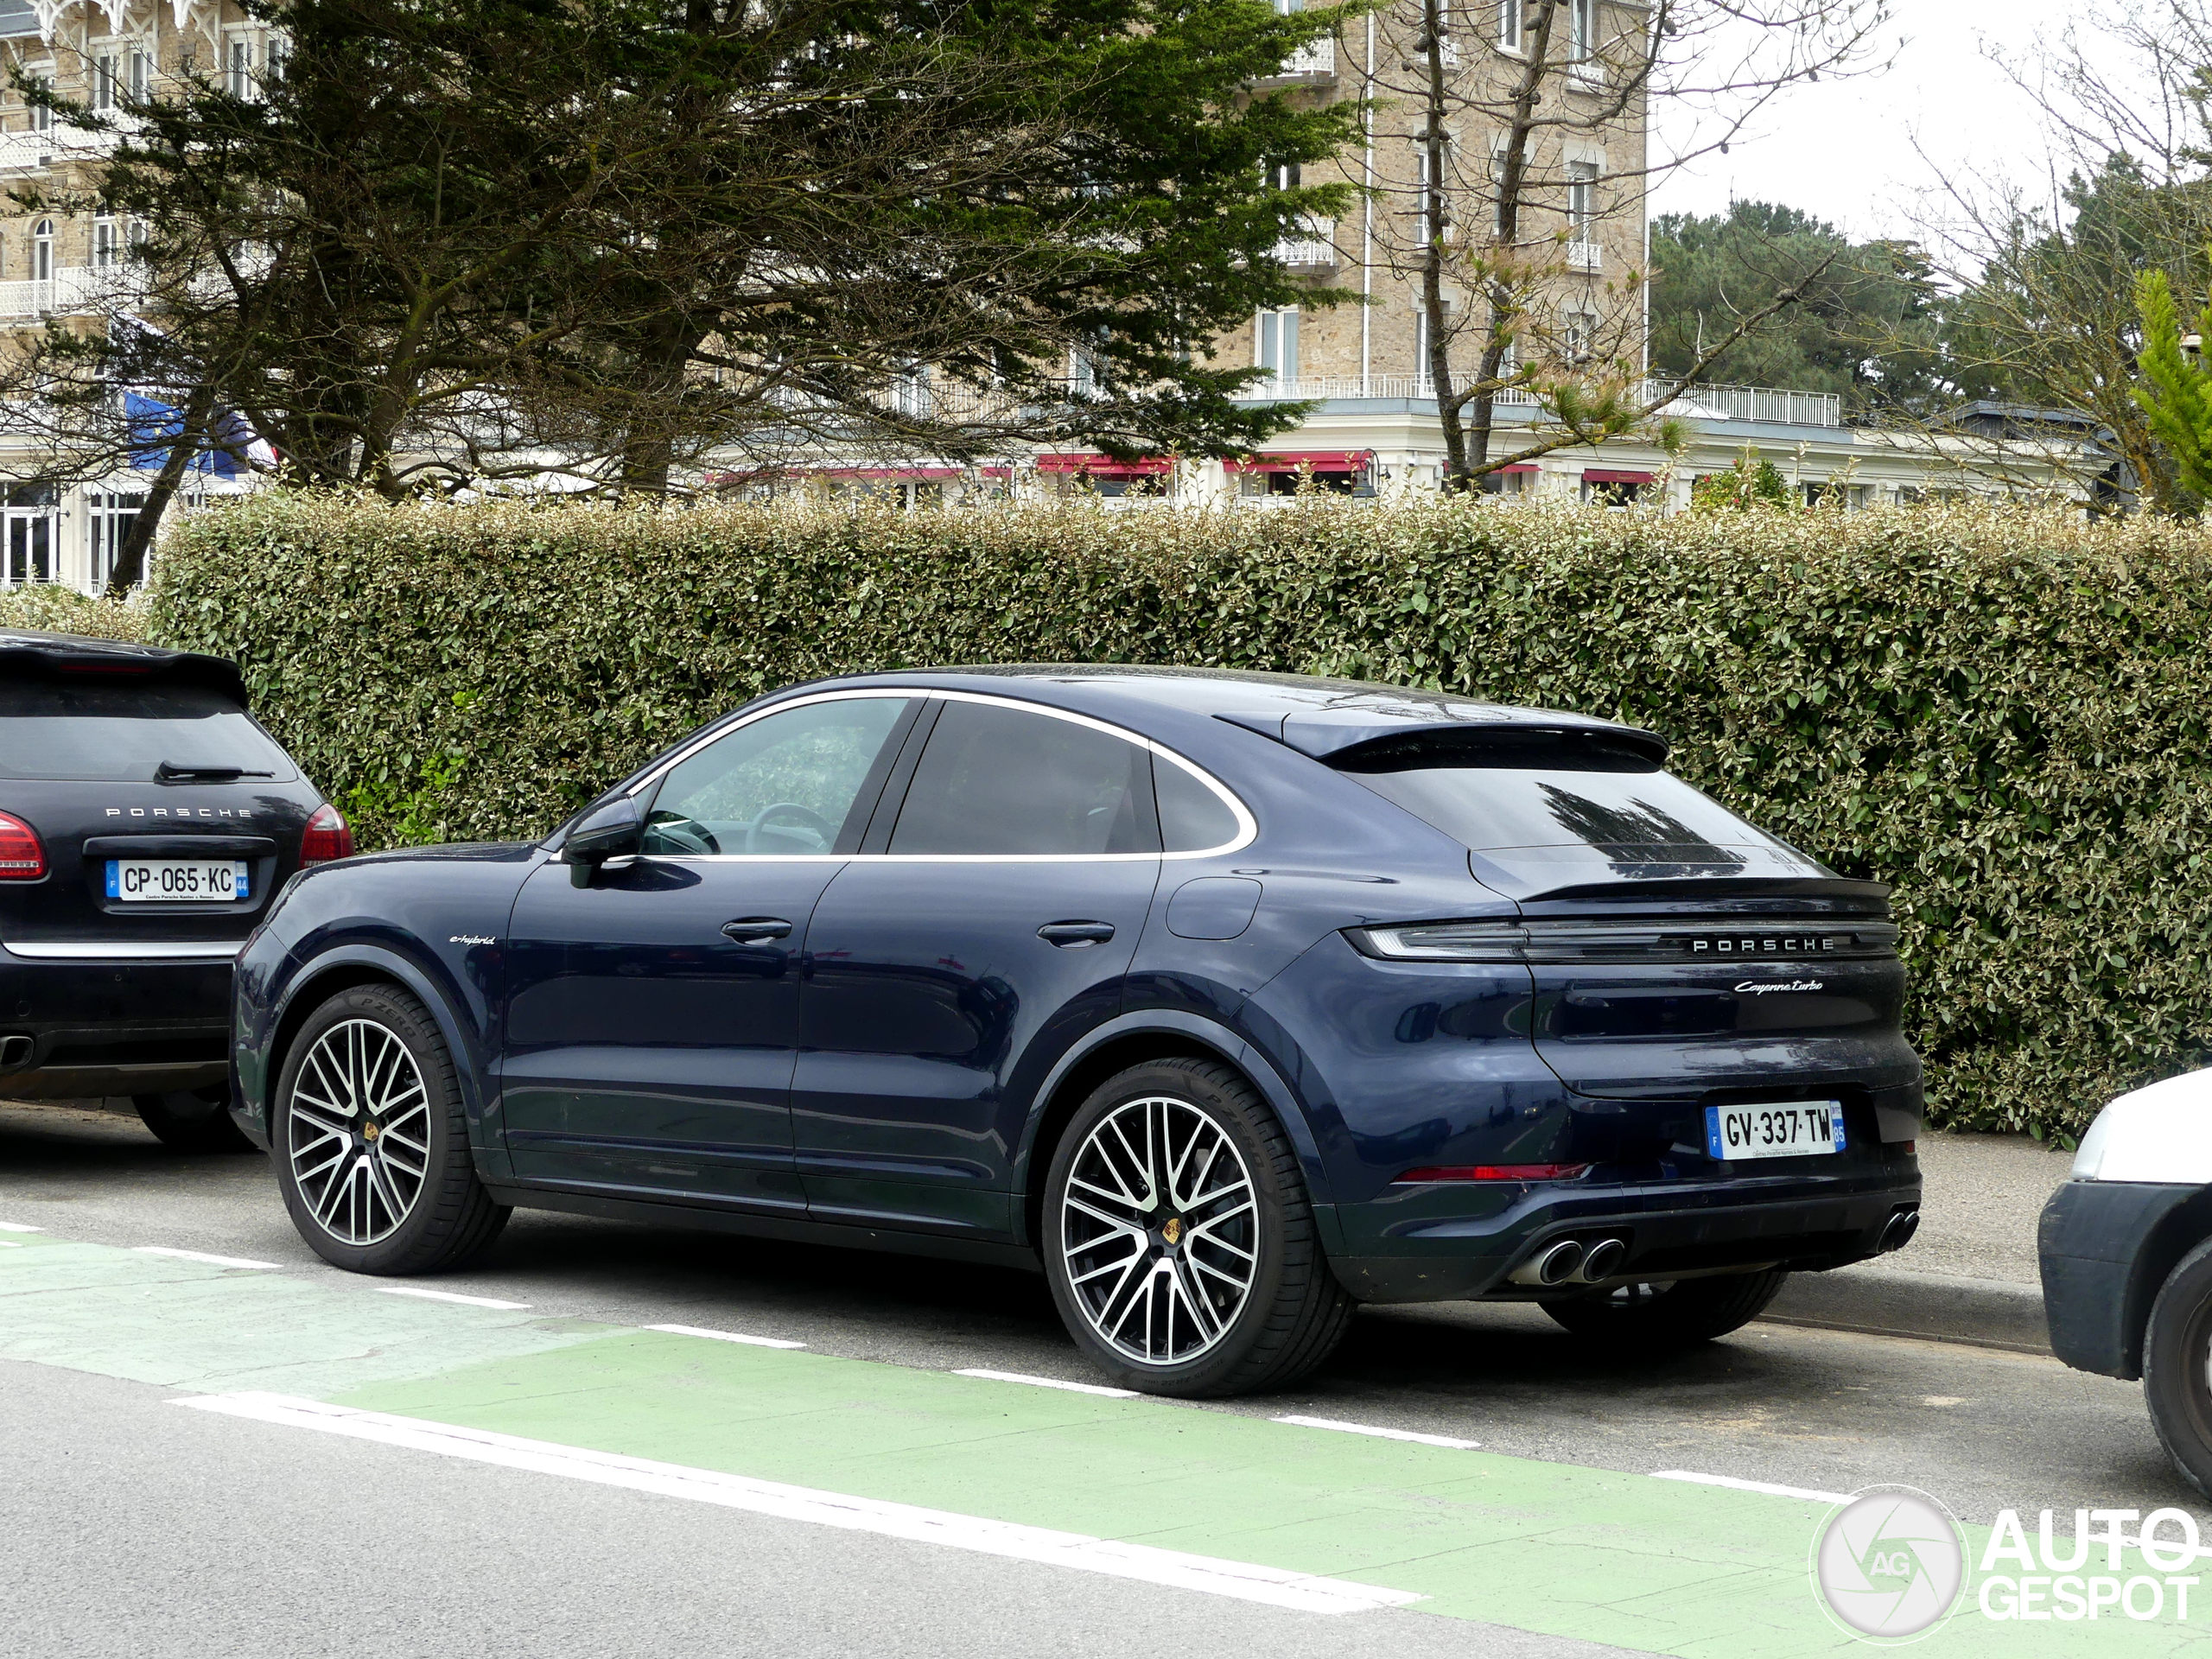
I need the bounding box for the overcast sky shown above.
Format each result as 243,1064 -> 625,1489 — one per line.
1649,0 -> 2135,240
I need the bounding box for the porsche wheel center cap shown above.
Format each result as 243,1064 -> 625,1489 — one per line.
1160,1217 -> 1183,1248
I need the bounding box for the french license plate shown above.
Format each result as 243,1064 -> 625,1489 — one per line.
105,859 -> 251,903
1705,1100 -> 1847,1162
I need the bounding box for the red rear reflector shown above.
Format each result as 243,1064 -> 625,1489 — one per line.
0,810 -> 45,880
300,803 -> 354,867
1395,1163 -> 1591,1184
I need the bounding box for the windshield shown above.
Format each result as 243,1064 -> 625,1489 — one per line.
0,677 -> 298,782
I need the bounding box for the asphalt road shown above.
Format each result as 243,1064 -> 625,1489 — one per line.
1,1098 -> 2203,1658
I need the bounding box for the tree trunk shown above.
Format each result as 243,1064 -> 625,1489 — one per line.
104,384 -> 215,597
1419,0 -> 1467,490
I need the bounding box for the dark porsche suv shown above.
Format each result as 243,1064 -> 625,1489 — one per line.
235,667 -> 1923,1395
0,630 -> 346,1149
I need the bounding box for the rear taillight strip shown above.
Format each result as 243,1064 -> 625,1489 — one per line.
1349,918 -> 1900,964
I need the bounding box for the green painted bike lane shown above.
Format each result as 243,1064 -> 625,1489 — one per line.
1,1232 -> 2202,1656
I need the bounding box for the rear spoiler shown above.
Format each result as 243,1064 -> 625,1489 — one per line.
1512,874 -> 1893,909
0,631 -> 247,705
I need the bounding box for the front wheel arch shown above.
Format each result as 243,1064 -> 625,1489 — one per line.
264,948 -> 493,1165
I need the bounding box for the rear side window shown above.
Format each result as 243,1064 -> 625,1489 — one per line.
0,677 -> 297,782
1154,753 -> 1242,853
891,700 -> 1156,855
1337,740 -> 1793,863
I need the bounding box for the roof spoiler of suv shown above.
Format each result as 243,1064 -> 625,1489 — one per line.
0,631 -> 248,704
1514,874 -> 1893,907
1217,707 -> 1669,769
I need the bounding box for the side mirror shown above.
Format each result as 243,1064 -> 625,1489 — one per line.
563,794 -> 645,887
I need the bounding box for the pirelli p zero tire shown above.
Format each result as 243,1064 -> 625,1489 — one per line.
2143,1238 -> 2212,1499
1043,1058 -> 1354,1399
1542,1268 -> 1791,1352
132,1085 -> 257,1154
271,982 -> 509,1275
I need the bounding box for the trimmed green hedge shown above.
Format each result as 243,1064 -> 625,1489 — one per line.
143,491 -> 2212,1139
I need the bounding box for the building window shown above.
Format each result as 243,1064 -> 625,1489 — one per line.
1499,0 -> 1521,50
1560,308 -> 1595,362
129,48 -> 150,102
88,491 -> 144,591
3,483 -> 57,588
1567,0 -> 1599,76
1256,307 -> 1299,386
1567,162 -> 1597,234
32,219 -> 54,286
227,36 -> 255,99
1417,148 -> 1440,244
92,54 -> 117,112
93,213 -> 118,268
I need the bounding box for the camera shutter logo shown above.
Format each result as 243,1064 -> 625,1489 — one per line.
1811,1487 -> 1968,1643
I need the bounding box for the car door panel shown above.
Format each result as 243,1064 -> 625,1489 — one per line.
792,695 -> 1163,1237
500,857 -> 830,1209
794,858 -> 1156,1234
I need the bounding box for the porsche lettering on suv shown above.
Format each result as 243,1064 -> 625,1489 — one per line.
232,667 -> 1923,1395
0,630 -> 345,1149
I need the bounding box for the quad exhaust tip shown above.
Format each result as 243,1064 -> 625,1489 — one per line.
1580,1236 -> 1628,1281
1878,1209 -> 1921,1254
1509,1235 -> 1631,1287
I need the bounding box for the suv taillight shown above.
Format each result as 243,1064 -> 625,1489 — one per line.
300,804 -> 353,867
0,811 -> 44,880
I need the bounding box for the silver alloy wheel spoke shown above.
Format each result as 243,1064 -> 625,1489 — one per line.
1059,1094 -> 1259,1368
286,1018 -> 431,1248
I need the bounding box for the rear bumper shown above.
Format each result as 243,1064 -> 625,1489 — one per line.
1332,1166 -> 1923,1303
0,950 -> 233,1099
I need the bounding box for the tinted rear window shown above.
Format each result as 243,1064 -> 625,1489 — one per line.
1342,758 -> 1792,863
0,677 -> 298,782
890,700 -> 1154,855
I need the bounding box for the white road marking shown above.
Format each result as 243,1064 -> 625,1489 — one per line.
645,1324 -> 807,1350
0,1221 -> 43,1233
1273,1414 -> 1480,1450
953,1369 -> 1137,1399
133,1246 -> 284,1271
0,1239 -> 22,1249
173,1393 -> 1423,1615
374,1286 -> 531,1310
1652,1470 -> 1853,1504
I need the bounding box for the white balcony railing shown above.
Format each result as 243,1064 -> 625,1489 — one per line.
1274,217 -> 1338,268
1273,38 -> 1335,79
1566,238 -> 1601,272
0,265 -> 111,319
0,124 -> 123,172
1236,375 -> 1844,428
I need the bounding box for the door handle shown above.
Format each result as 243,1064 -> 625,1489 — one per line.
1038,920 -> 1116,948
721,918 -> 793,944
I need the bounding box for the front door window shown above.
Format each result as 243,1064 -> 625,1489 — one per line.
641,695 -> 913,857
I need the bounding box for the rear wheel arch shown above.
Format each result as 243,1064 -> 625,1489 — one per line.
1016,1014 -> 1330,1252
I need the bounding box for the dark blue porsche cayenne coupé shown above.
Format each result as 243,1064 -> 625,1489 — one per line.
232,668 -> 1923,1396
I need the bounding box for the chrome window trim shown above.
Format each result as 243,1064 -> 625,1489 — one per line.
619,685 -> 1256,863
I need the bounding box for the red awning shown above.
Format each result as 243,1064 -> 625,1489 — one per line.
1034,454 -> 1176,475
815,466 -> 964,481
1226,450 -> 1373,473
1582,468 -> 1655,485
1490,463 -> 1539,475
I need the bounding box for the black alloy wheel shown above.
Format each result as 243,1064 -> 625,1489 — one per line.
270,982 -> 508,1275
1542,1268 -> 1792,1352
1042,1057 -> 1353,1398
